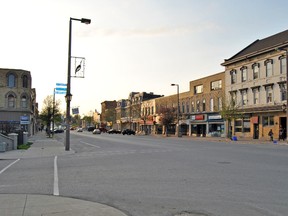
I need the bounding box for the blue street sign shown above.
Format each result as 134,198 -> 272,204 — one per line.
56,83 -> 67,86
56,87 -> 67,91
55,91 -> 66,95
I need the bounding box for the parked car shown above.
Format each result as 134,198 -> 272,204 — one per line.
88,126 -> 95,132
122,129 -> 136,135
99,127 -> 108,133
92,129 -> 101,134
77,128 -> 83,132
108,129 -> 121,134
54,128 -> 64,133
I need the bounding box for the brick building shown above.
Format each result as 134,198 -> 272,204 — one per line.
0,68 -> 38,136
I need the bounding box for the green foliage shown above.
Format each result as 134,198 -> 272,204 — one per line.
18,142 -> 33,150
39,95 -> 62,128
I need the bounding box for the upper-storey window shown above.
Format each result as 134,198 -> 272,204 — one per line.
230,70 -> 237,84
186,101 -> 189,113
279,83 -> 287,101
196,100 -> 200,112
202,99 -> 206,112
191,101 -> 195,112
211,80 -> 222,90
279,56 -> 286,74
266,85 -> 273,103
252,87 -> 260,104
252,63 -> 260,79
240,89 -> 248,106
21,95 -> 28,108
8,94 -> 16,108
194,85 -> 203,94
241,66 -> 247,82
230,91 -> 237,106
210,98 -> 214,112
265,59 -> 273,77
7,74 -> 16,87
22,75 -> 28,88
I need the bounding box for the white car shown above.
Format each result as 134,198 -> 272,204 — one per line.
92,129 -> 101,134
77,128 -> 83,132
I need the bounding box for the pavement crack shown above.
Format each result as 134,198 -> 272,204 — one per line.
22,194 -> 28,216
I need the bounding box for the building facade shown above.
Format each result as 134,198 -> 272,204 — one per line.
222,29 -> 288,140
0,68 -> 38,136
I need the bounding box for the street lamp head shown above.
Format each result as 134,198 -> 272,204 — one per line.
81,18 -> 91,24
171,83 -> 176,86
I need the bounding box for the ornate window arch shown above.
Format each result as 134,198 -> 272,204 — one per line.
22,74 -> 29,88
5,91 -> 17,108
6,72 -> 17,88
21,93 -> 29,108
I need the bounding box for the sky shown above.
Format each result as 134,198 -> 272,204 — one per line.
2,0 -> 288,116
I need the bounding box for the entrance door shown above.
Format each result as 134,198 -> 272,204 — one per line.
253,124 -> 259,139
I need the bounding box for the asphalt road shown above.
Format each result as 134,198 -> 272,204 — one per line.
1,131 -> 288,216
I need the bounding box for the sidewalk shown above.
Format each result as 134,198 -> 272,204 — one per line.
0,132 -> 74,160
0,132 -> 128,216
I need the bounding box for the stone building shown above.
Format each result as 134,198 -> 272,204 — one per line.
0,68 -> 38,136
151,72 -> 225,136
222,29 -> 288,140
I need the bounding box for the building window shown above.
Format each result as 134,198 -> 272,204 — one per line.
7,74 -> 16,87
230,70 -> 237,84
252,63 -> 260,79
194,85 -> 203,94
203,99 -> 206,112
230,91 -> 237,106
241,66 -> 247,82
252,88 -> 260,104
8,94 -> 15,108
191,101 -> 194,112
182,102 -> 185,113
265,59 -> 273,77
22,75 -> 28,88
243,118 -> 251,132
280,56 -> 286,74
196,100 -> 200,112
263,116 -> 274,126
266,86 -> 273,103
279,83 -> 287,101
211,80 -> 222,90
186,101 -> 189,113
241,89 -> 248,106
21,95 -> 28,108
210,98 -> 214,112
218,97 -> 222,111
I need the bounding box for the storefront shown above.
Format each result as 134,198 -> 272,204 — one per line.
207,114 -> 225,137
189,114 -> 207,137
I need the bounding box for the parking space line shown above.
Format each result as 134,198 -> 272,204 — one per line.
54,156 -> 59,196
0,159 -> 20,175
80,141 -> 101,148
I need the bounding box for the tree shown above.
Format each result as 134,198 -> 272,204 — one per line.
39,95 -> 62,134
159,106 -> 176,136
219,96 -> 242,139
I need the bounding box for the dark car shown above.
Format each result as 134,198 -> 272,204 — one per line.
122,129 -> 136,135
108,129 -> 121,134
88,126 -> 95,132
54,128 -> 64,133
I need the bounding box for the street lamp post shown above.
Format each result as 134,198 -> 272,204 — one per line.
171,83 -> 182,137
65,17 -> 91,151
278,47 -> 288,143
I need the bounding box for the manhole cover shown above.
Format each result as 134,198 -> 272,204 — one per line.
174,211 -> 210,216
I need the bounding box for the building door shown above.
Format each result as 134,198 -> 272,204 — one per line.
253,124 -> 259,139
280,117 -> 287,140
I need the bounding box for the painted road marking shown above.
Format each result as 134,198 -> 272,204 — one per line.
54,156 -> 59,196
80,141 -> 101,148
0,159 -> 20,175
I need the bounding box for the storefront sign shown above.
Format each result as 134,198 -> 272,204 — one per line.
20,116 -> 30,125
195,115 -> 204,120
208,115 -> 222,120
